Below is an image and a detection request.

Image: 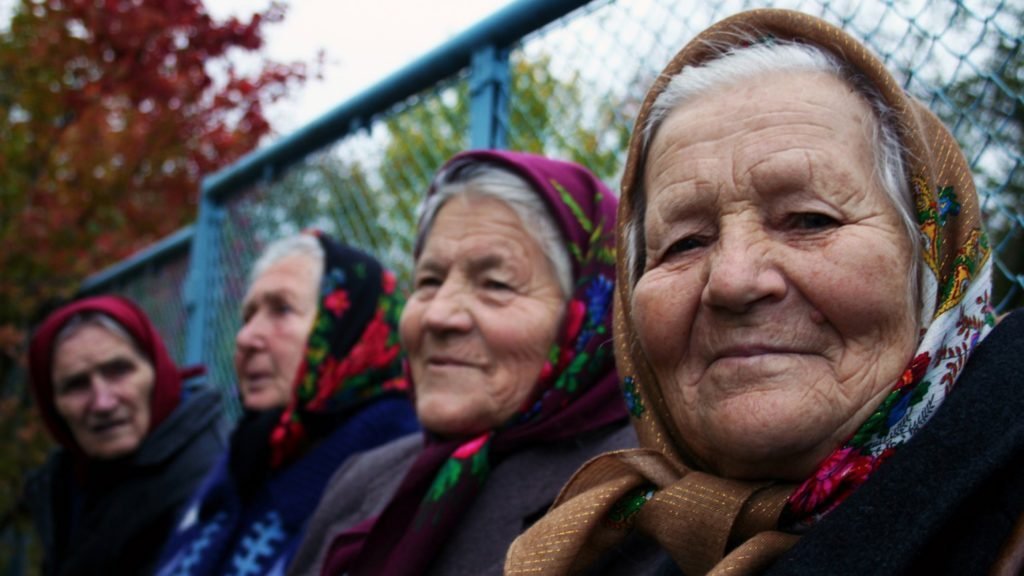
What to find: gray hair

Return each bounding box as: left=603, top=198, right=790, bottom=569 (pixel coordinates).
left=418, top=160, right=573, bottom=298
left=249, top=233, right=326, bottom=289
left=53, top=312, right=144, bottom=361
left=628, top=41, right=919, bottom=307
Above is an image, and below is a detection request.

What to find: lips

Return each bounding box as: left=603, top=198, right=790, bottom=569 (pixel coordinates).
left=241, top=363, right=276, bottom=387
left=425, top=355, right=479, bottom=368
left=714, top=344, right=804, bottom=359
left=89, top=419, right=129, bottom=434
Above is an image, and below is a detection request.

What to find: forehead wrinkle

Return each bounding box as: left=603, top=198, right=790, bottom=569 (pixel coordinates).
left=53, top=333, right=137, bottom=383
left=242, top=284, right=303, bottom=313
left=649, top=177, right=714, bottom=227
left=742, top=147, right=816, bottom=196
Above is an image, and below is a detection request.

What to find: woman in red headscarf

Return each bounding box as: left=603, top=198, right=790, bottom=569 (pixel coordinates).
left=23, top=295, right=228, bottom=576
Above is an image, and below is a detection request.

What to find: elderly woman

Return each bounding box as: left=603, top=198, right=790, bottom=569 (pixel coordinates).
left=287, top=150, right=633, bottom=576
left=155, top=231, right=418, bottom=575
left=23, top=296, right=227, bottom=575
left=507, top=9, right=1024, bottom=576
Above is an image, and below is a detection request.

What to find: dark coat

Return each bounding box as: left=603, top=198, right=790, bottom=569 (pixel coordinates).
left=288, top=422, right=640, bottom=576
left=23, top=388, right=228, bottom=576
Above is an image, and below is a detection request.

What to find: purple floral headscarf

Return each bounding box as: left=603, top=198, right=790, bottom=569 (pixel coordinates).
left=322, top=150, right=625, bottom=575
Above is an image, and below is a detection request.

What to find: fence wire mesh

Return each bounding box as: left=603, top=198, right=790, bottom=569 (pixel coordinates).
left=77, top=0, right=1022, bottom=420
left=79, top=251, right=191, bottom=365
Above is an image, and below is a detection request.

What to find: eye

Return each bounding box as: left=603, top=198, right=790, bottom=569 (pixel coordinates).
left=264, top=295, right=295, bottom=317
left=414, top=274, right=442, bottom=291
left=271, top=302, right=294, bottom=315
left=483, top=279, right=513, bottom=291
left=99, top=358, right=136, bottom=381
left=665, top=236, right=706, bottom=257
left=790, top=212, right=839, bottom=230
left=56, top=375, right=90, bottom=395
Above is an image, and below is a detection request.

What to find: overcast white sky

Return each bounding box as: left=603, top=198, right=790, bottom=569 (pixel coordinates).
left=209, top=0, right=519, bottom=133
left=0, top=0, right=519, bottom=132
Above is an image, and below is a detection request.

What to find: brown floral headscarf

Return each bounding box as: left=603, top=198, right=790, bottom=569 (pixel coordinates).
left=506, top=8, right=994, bottom=575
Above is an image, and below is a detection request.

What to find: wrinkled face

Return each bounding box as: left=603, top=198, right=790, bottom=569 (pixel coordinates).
left=52, top=325, right=156, bottom=459
left=235, top=254, right=320, bottom=411
left=633, top=71, right=918, bottom=480
left=402, top=194, right=566, bottom=437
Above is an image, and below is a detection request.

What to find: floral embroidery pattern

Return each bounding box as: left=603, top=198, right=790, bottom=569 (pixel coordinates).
left=606, top=485, right=655, bottom=529
left=269, top=236, right=408, bottom=469
left=426, top=435, right=491, bottom=504
left=323, top=290, right=350, bottom=317
left=622, top=376, right=644, bottom=419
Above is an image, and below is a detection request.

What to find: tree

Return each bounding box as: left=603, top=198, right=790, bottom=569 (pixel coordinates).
left=0, top=0, right=313, bottom=326
left=0, top=0, right=313, bottom=563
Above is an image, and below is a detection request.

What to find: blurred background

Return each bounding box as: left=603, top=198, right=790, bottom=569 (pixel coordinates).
left=1, top=0, right=1021, bottom=572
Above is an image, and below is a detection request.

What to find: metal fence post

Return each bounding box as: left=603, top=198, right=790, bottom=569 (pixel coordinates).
left=183, top=189, right=224, bottom=371
left=470, top=44, right=510, bottom=149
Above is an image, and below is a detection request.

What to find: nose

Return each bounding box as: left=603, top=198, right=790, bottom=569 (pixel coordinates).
left=235, top=313, right=267, bottom=353
left=90, top=379, right=119, bottom=413
left=422, top=281, right=474, bottom=334
left=701, top=227, right=786, bottom=313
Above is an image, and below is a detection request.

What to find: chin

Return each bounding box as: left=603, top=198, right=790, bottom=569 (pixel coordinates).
left=86, top=440, right=141, bottom=461
left=706, top=448, right=827, bottom=482
left=691, top=407, right=838, bottom=481
left=417, top=398, right=489, bottom=438
left=242, top=390, right=286, bottom=411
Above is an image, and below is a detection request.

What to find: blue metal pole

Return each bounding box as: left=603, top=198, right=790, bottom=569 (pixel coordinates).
left=183, top=193, right=223, bottom=368
left=470, top=45, right=511, bottom=149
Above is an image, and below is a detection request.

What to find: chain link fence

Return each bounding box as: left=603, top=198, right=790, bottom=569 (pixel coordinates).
left=82, top=0, right=1022, bottom=419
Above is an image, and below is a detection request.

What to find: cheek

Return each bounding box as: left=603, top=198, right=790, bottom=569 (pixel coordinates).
left=398, top=302, right=423, bottom=354
left=487, top=312, right=557, bottom=381
left=809, top=237, right=916, bottom=345
left=131, top=371, right=156, bottom=427
left=632, top=274, right=700, bottom=373
left=53, top=396, right=84, bottom=424
left=279, top=318, right=315, bottom=374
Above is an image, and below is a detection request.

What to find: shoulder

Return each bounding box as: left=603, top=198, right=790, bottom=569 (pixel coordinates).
left=337, top=431, right=422, bottom=482
left=315, top=432, right=421, bottom=519
left=430, top=422, right=638, bottom=576
left=287, top=433, right=422, bottom=576
left=139, top=387, right=228, bottom=466
left=499, top=420, right=637, bottom=480
left=979, top=308, right=1024, bottom=369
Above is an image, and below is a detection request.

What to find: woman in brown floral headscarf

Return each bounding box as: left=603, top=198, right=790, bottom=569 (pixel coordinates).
left=506, top=8, right=1024, bottom=576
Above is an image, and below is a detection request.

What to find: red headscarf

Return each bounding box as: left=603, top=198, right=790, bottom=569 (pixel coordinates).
left=29, top=295, right=186, bottom=457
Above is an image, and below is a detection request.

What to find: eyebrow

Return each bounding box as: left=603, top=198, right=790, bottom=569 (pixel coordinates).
left=416, top=253, right=514, bottom=278
left=241, top=288, right=299, bottom=316
left=651, top=180, right=710, bottom=223
left=54, top=355, right=133, bottom=390
left=466, top=254, right=507, bottom=276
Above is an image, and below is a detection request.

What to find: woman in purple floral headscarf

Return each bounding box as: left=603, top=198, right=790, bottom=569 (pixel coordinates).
left=286, top=151, right=637, bottom=576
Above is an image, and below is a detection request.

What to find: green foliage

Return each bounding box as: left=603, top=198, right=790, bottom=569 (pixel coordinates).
left=508, top=53, right=632, bottom=183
